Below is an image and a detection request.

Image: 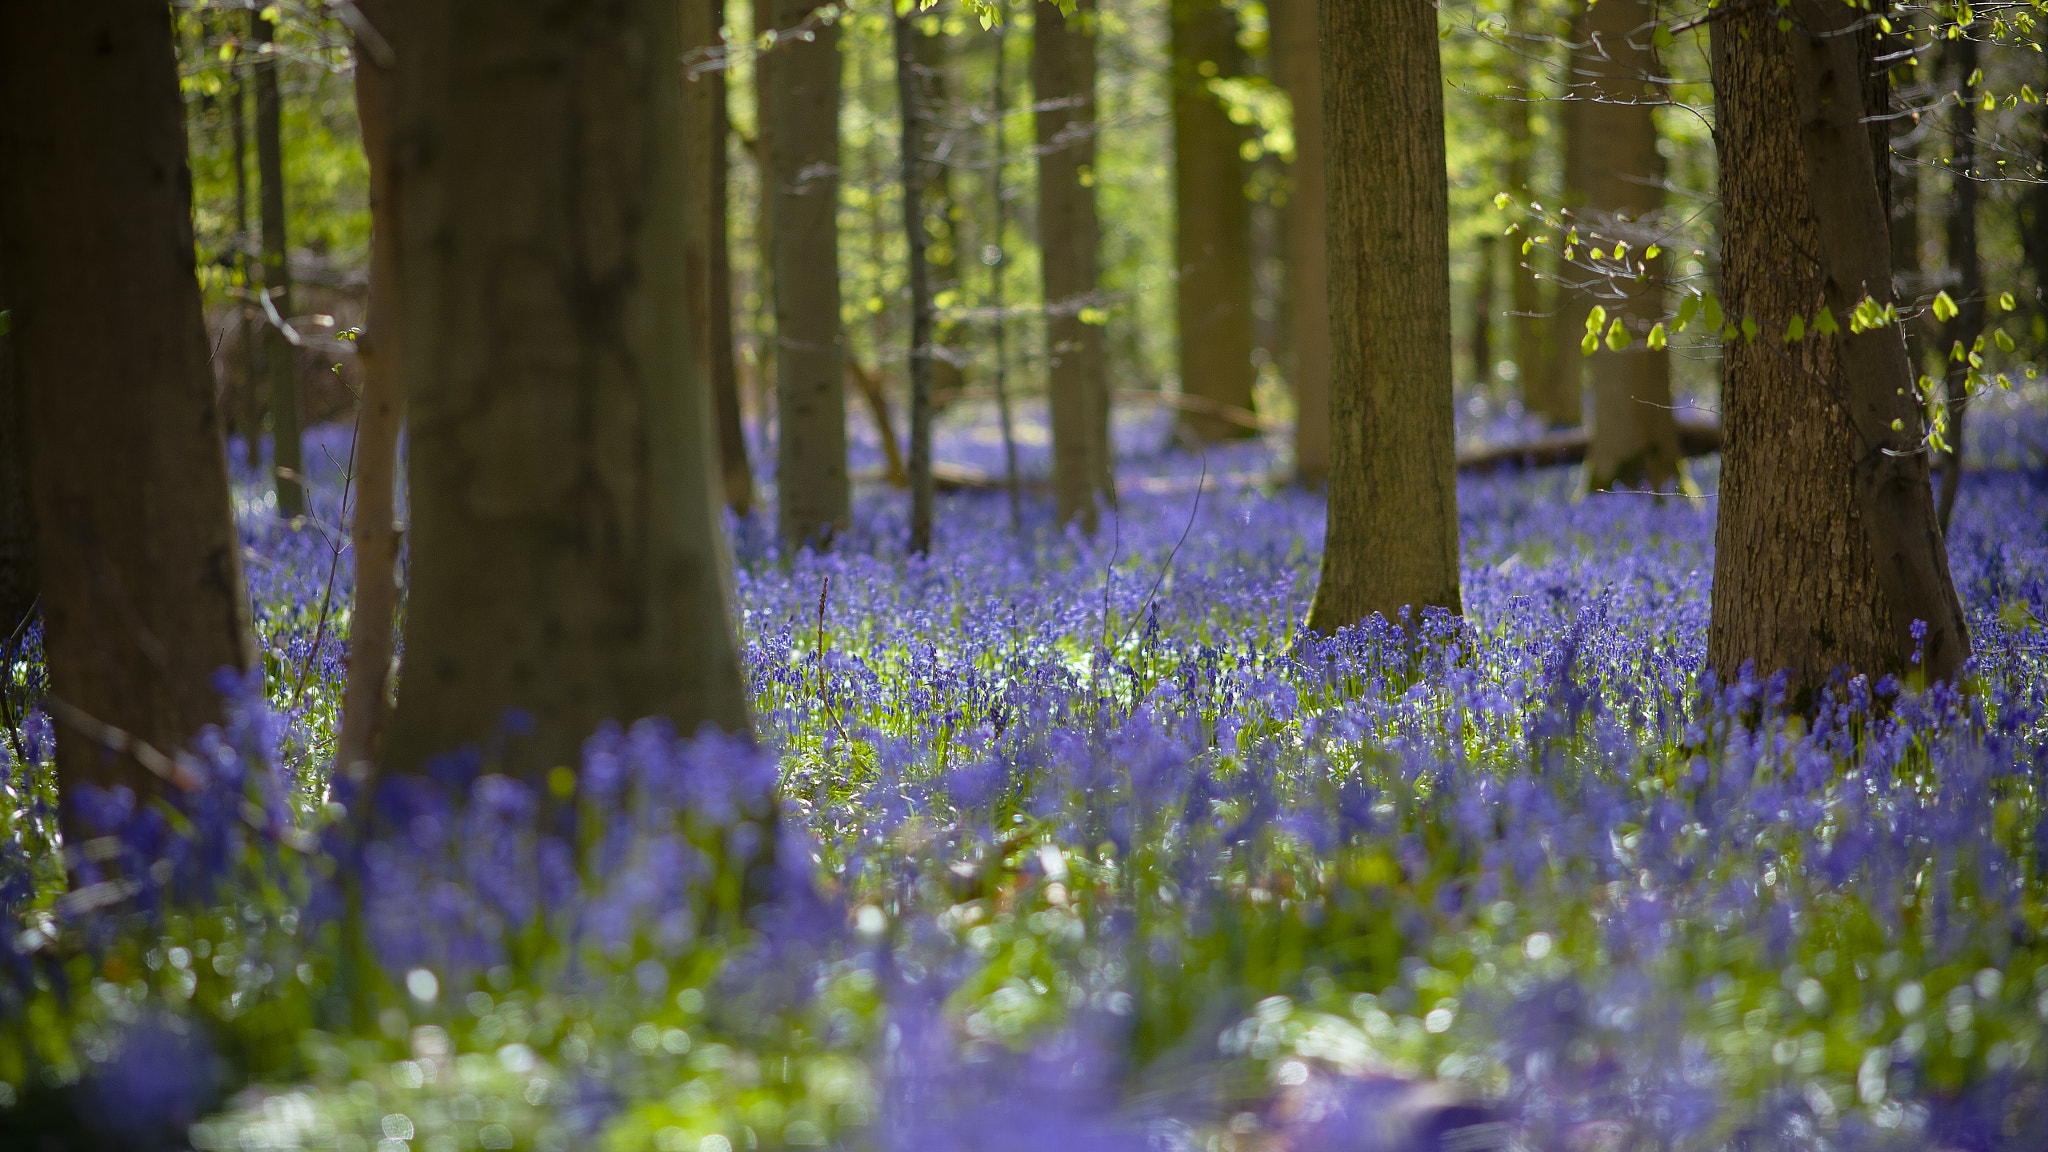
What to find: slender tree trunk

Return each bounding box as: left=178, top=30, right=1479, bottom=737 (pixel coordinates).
left=1505, top=0, right=1564, bottom=426
left=988, top=11, right=1023, bottom=528
left=1169, top=0, right=1257, bottom=442
left=1708, top=0, right=1969, bottom=688
left=1544, top=4, right=1596, bottom=432
left=769, top=0, right=849, bottom=550
left=912, top=22, right=969, bottom=408
left=1036, top=0, right=1111, bottom=529
left=1579, top=0, right=1679, bottom=491
left=685, top=1, right=755, bottom=517
left=1270, top=0, right=1329, bottom=485
left=252, top=9, right=305, bottom=518
left=899, top=5, right=937, bottom=556
left=1306, top=0, right=1461, bottom=634
left=381, top=0, right=752, bottom=778
left=0, top=0, right=258, bottom=825
left=229, top=51, right=264, bottom=467
left=336, top=0, right=403, bottom=782
left=0, top=258, right=33, bottom=653
left=751, top=0, right=779, bottom=429
left=1938, top=37, right=1981, bottom=535
left=1469, top=234, right=1497, bottom=393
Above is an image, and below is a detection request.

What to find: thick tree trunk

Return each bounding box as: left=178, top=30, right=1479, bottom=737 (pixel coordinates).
left=1169, top=0, right=1257, bottom=442
left=899, top=6, right=937, bottom=556
left=381, top=0, right=753, bottom=778
left=1708, top=0, right=1969, bottom=689
left=1306, top=0, right=1462, bottom=634
left=1938, top=37, right=1981, bottom=535
left=1270, top=0, right=1329, bottom=486
left=1578, top=0, right=1680, bottom=491
left=685, top=1, right=755, bottom=518
left=1035, top=0, right=1113, bottom=530
left=769, top=0, right=849, bottom=550
left=1505, top=0, right=1565, bottom=426
left=911, top=20, right=969, bottom=408
left=0, top=0, right=258, bottom=821
left=336, top=0, right=403, bottom=782
left=252, top=9, right=305, bottom=518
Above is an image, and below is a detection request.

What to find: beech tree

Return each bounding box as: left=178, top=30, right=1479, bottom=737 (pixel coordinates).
left=252, top=7, right=306, bottom=517
left=1307, top=0, right=1462, bottom=633
left=685, top=0, right=756, bottom=517
left=1270, top=0, right=1329, bottom=487
left=336, top=0, right=402, bottom=780
left=0, top=261, right=31, bottom=652
left=1504, top=0, right=1568, bottom=427
left=769, top=0, right=851, bottom=550
left=381, top=0, right=752, bottom=778
left=1169, top=0, right=1257, bottom=442
left=0, top=0, right=258, bottom=823
left=1708, top=0, right=1969, bottom=687
left=1576, top=0, right=1680, bottom=491
left=1035, top=0, right=1114, bottom=529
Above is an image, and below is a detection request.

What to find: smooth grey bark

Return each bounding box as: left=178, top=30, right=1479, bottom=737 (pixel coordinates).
left=1169, top=0, right=1258, bottom=442
left=1707, top=0, right=1969, bottom=688
left=336, top=0, right=403, bottom=782
left=1469, top=234, right=1497, bottom=392
left=1306, top=0, right=1462, bottom=634
left=252, top=8, right=305, bottom=517
left=1270, top=0, right=1329, bottom=486
left=1035, top=0, right=1112, bottom=529
left=382, top=0, right=752, bottom=778
left=685, top=1, right=755, bottom=517
left=899, top=5, right=937, bottom=556
left=769, top=0, right=850, bottom=550
left=0, top=0, right=258, bottom=819
left=1577, top=0, right=1680, bottom=491
left=1504, top=0, right=1567, bottom=426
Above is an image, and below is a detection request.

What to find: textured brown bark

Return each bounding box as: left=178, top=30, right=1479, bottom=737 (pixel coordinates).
left=751, top=0, right=778, bottom=415
left=1169, top=0, right=1257, bottom=442
left=685, top=1, right=755, bottom=518
left=228, top=55, right=265, bottom=463
left=1469, top=234, right=1497, bottom=391
left=1708, top=0, right=1969, bottom=688
left=1036, top=0, right=1113, bottom=529
left=1505, top=0, right=1565, bottom=426
left=1306, top=0, right=1462, bottom=634
left=382, top=0, right=753, bottom=778
left=252, top=9, right=305, bottom=518
left=1937, top=37, right=1981, bottom=536
left=336, top=0, right=403, bottom=781
left=1271, top=0, right=1329, bottom=486
left=769, top=0, right=849, bottom=549
left=1577, top=0, right=1679, bottom=491
left=0, top=0, right=258, bottom=817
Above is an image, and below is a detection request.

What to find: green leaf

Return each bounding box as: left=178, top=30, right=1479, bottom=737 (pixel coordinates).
left=1933, top=291, right=1960, bottom=322
left=1585, top=305, right=1608, bottom=335
left=1581, top=332, right=1600, bottom=357
left=1703, top=294, right=1724, bottom=332
left=1647, top=323, right=1667, bottom=351
left=1606, top=319, right=1632, bottom=351
left=1813, top=307, right=1839, bottom=336
left=1674, top=297, right=1698, bottom=333
left=1741, top=316, right=1759, bottom=343
left=1995, top=328, right=2016, bottom=353
left=1785, top=314, right=1806, bottom=343
left=2000, top=291, right=2018, bottom=311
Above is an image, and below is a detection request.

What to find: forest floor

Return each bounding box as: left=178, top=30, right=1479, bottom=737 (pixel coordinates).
left=8, top=390, right=2048, bottom=1151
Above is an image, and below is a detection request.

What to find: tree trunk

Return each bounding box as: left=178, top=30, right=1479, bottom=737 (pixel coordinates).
left=229, top=52, right=264, bottom=467
left=381, top=0, right=753, bottom=779
left=1306, top=0, right=1462, bottom=634
left=1544, top=4, right=1596, bottom=432
left=0, top=257, right=34, bottom=654
left=911, top=19, right=969, bottom=408
left=1036, top=0, right=1113, bottom=529
left=1937, top=36, right=1981, bottom=535
left=899, top=6, right=937, bottom=555
left=685, top=1, right=755, bottom=518
left=1469, top=234, right=1497, bottom=393
left=0, top=0, right=258, bottom=823
left=1270, top=0, right=1329, bottom=486
left=252, top=8, right=305, bottom=518
left=1505, top=0, right=1565, bottom=426
left=1169, top=0, right=1257, bottom=442
left=769, top=0, right=849, bottom=550
left=1707, top=0, right=1969, bottom=689
left=751, top=0, right=778, bottom=428
left=1578, top=0, right=1680, bottom=491
left=336, top=0, right=403, bottom=783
